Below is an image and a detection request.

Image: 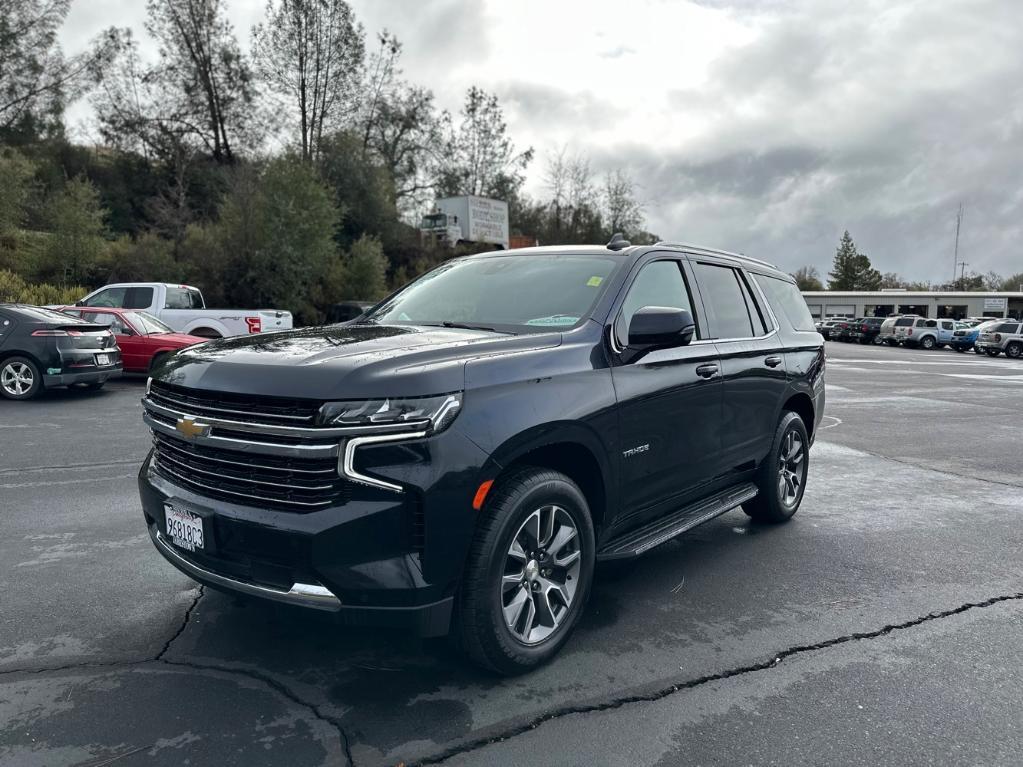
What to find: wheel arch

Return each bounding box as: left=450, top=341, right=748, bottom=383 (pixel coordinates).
left=782, top=391, right=816, bottom=442
left=482, top=425, right=614, bottom=535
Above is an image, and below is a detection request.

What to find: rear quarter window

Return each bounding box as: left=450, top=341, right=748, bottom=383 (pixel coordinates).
left=895, top=318, right=914, bottom=327
left=751, top=274, right=815, bottom=332
left=994, top=322, right=1021, bottom=333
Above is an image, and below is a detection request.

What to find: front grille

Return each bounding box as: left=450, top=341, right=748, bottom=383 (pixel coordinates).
left=149, top=380, right=323, bottom=427
left=152, top=432, right=350, bottom=510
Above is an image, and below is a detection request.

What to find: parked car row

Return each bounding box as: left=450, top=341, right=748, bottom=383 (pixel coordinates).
left=0, top=303, right=206, bottom=400
left=814, top=314, right=1023, bottom=358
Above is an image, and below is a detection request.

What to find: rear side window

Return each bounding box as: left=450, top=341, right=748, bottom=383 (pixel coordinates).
left=752, top=274, right=815, bottom=332
left=922, top=320, right=937, bottom=328
left=165, top=287, right=203, bottom=309
left=994, top=322, right=1020, bottom=333
left=895, top=317, right=914, bottom=327
left=123, top=287, right=154, bottom=310
left=692, top=262, right=756, bottom=339
left=616, top=260, right=696, bottom=346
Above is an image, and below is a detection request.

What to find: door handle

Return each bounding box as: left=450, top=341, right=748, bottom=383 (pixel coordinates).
left=696, top=363, right=719, bottom=378
left=764, top=356, right=783, bottom=368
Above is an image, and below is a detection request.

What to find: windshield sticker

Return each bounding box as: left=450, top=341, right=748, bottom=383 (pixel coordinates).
left=526, top=315, right=579, bottom=326
left=586, top=276, right=604, bottom=287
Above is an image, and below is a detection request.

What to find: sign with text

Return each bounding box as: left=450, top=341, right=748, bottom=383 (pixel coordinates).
left=984, top=297, right=1007, bottom=310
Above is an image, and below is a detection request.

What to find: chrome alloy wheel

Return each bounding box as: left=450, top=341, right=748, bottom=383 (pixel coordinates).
left=778, top=429, right=806, bottom=508
left=501, top=505, right=582, bottom=645
left=1, top=361, right=34, bottom=397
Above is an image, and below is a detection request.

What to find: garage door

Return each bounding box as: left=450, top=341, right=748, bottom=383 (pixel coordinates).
left=825, top=304, right=856, bottom=318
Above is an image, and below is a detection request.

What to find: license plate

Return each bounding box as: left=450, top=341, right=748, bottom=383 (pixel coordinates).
left=165, top=504, right=204, bottom=552
left=96, top=353, right=111, bottom=366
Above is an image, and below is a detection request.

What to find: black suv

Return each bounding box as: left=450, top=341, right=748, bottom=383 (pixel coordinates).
left=138, top=240, right=825, bottom=673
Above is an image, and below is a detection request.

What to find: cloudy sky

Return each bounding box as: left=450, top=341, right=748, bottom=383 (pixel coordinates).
left=60, top=0, right=1023, bottom=281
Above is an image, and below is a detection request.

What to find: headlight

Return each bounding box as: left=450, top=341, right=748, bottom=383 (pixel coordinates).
left=317, top=392, right=462, bottom=433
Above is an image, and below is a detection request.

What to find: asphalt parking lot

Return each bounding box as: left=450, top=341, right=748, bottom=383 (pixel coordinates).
left=2, top=341, right=1022, bottom=766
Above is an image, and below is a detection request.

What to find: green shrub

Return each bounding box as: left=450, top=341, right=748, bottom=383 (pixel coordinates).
left=0, top=269, right=86, bottom=305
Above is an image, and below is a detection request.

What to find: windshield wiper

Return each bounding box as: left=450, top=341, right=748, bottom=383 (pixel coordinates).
left=437, top=321, right=511, bottom=334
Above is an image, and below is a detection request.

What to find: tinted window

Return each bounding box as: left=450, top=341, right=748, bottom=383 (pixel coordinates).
left=994, top=322, right=1020, bottom=333
left=83, top=287, right=126, bottom=307
left=693, top=262, right=754, bottom=339
left=165, top=287, right=204, bottom=310
left=124, top=287, right=154, bottom=310
left=923, top=320, right=937, bottom=328
left=616, top=260, right=695, bottom=345
left=753, top=274, right=815, bottom=332
left=895, top=317, right=914, bottom=327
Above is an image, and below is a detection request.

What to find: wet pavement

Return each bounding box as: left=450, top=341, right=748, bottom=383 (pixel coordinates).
left=2, top=342, right=1021, bottom=766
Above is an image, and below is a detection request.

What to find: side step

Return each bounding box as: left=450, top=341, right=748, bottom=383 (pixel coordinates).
left=597, top=483, right=758, bottom=561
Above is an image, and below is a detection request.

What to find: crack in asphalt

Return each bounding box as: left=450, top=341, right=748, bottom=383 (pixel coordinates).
left=840, top=445, right=1023, bottom=489
left=158, top=657, right=356, bottom=766
left=0, top=583, right=357, bottom=766
left=154, top=585, right=204, bottom=661
left=414, top=591, right=1023, bottom=765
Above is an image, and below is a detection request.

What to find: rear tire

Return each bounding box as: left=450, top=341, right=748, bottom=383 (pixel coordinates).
left=743, top=411, right=809, bottom=524
left=455, top=467, right=595, bottom=675
left=0, top=356, right=42, bottom=400
left=920, top=336, right=936, bottom=350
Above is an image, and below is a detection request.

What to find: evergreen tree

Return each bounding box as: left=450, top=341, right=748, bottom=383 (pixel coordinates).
left=342, top=234, right=387, bottom=300
left=41, top=177, right=108, bottom=285
left=827, top=231, right=881, bottom=290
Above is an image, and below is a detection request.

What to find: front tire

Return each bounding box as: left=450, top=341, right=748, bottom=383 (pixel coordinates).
left=744, top=411, right=809, bottom=524
left=455, top=468, right=595, bottom=674
left=0, top=357, right=42, bottom=400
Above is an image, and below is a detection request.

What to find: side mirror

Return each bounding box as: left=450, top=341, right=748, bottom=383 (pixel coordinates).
left=626, top=306, right=696, bottom=358
left=75, top=300, right=85, bottom=307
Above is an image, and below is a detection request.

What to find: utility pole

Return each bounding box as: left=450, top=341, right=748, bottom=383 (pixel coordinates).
left=952, top=203, right=964, bottom=288
left=957, top=261, right=969, bottom=290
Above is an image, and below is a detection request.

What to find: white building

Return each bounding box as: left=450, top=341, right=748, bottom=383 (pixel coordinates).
left=800, top=290, right=1023, bottom=321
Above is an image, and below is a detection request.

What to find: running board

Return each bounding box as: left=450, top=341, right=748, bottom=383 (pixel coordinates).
left=597, top=483, right=759, bottom=561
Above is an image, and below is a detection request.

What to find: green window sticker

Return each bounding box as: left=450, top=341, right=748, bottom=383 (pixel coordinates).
left=586, top=276, right=603, bottom=287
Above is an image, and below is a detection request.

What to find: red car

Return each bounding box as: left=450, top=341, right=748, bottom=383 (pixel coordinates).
left=57, top=306, right=205, bottom=373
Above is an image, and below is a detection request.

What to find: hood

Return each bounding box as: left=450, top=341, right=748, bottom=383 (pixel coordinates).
left=152, top=332, right=209, bottom=346
left=155, top=323, right=561, bottom=399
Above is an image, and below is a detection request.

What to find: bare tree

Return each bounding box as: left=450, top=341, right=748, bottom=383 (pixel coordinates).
left=252, top=0, right=364, bottom=162
left=602, top=169, right=643, bottom=236
left=436, top=86, right=533, bottom=200
left=146, top=0, right=258, bottom=163
left=0, top=0, right=119, bottom=134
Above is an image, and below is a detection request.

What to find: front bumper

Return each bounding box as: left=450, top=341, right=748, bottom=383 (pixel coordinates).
left=137, top=430, right=483, bottom=635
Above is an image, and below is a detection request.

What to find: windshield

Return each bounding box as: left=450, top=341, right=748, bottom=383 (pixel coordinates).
left=422, top=214, right=447, bottom=228
left=124, top=311, right=174, bottom=334
left=365, top=255, right=620, bottom=332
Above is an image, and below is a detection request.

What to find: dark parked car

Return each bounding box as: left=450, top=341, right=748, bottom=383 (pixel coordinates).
left=138, top=239, right=825, bottom=673
left=0, top=304, right=121, bottom=400
left=845, top=317, right=886, bottom=344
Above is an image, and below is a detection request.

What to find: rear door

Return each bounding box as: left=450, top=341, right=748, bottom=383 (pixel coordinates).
left=689, top=258, right=789, bottom=473
left=610, top=256, right=723, bottom=520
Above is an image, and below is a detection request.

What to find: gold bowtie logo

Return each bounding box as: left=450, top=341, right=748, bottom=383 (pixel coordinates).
left=175, top=416, right=211, bottom=439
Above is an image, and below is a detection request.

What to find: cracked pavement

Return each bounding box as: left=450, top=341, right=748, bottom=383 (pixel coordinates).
left=2, top=342, right=1022, bottom=766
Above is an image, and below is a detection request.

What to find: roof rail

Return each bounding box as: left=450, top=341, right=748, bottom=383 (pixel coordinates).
left=653, top=241, right=778, bottom=270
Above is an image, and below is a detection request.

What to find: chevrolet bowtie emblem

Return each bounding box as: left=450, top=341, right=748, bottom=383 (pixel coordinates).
left=175, top=416, right=211, bottom=439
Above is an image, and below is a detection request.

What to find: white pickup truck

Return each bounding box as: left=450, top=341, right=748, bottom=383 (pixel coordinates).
left=74, top=283, right=293, bottom=338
